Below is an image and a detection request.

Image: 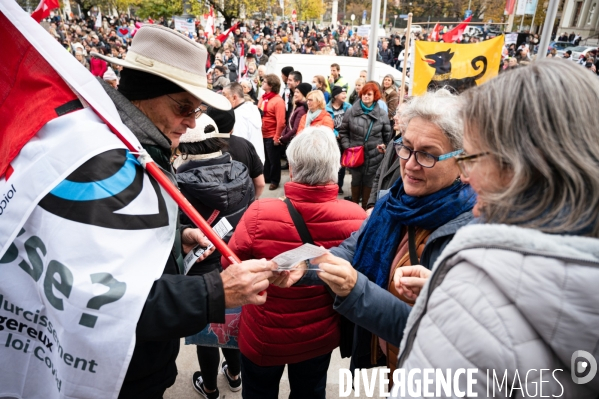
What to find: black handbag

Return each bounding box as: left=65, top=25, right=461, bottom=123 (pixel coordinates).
left=282, top=197, right=355, bottom=358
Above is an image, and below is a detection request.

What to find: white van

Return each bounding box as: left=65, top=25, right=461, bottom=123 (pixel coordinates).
left=264, top=54, right=403, bottom=95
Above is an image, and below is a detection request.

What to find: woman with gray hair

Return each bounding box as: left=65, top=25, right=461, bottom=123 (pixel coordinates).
left=384, top=58, right=599, bottom=397
left=223, top=126, right=366, bottom=398
left=273, top=89, right=476, bottom=378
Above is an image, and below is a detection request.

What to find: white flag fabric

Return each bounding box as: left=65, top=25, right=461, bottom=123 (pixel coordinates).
left=0, top=1, right=178, bottom=398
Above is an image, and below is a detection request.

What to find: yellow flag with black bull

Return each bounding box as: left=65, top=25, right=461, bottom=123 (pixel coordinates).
left=412, top=35, right=504, bottom=95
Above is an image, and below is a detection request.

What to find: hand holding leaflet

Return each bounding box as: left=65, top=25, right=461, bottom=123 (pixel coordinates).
left=271, top=244, right=329, bottom=271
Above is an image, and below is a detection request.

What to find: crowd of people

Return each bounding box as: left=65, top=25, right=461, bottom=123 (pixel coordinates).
left=34, top=10, right=599, bottom=399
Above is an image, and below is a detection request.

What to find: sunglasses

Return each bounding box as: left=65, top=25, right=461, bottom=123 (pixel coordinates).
left=166, top=95, right=206, bottom=119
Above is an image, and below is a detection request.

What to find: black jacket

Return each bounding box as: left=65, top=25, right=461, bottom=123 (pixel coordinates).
left=339, top=101, right=393, bottom=177
left=176, top=154, right=255, bottom=275
left=367, top=135, right=402, bottom=207
left=100, top=80, right=225, bottom=399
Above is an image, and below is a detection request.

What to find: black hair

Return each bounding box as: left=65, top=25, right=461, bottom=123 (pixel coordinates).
left=178, top=138, right=229, bottom=156
left=289, top=71, right=302, bottom=82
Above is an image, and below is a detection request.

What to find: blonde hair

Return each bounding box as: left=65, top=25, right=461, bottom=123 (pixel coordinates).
left=462, top=58, right=599, bottom=237
left=306, top=90, right=326, bottom=110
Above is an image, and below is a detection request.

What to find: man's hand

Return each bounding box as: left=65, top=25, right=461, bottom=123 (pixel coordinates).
left=269, top=266, right=307, bottom=288
left=273, top=139, right=281, bottom=146
left=221, top=259, right=276, bottom=307
left=314, top=253, right=357, bottom=297
left=377, top=143, right=386, bottom=154
left=393, top=265, right=432, bottom=303
left=181, top=228, right=215, bottom=262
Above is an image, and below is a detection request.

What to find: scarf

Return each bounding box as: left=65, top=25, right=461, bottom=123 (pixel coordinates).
left=360, top=100, right=375, bottom=115
left=354, top=178, right=477, bottom=288
left=260, top=91, right=277, bottom=114
left=305, top=109, right=321, bottom=127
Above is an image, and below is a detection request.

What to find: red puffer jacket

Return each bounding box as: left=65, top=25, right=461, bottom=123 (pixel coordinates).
left=224, top=182, right=366, bottom=366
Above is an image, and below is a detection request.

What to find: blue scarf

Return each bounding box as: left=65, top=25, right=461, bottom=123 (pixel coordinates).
left=305, top=109, right=321, bottom=127
left=360, top=100, right=375, bottom=114
left=354, top=178, right=477, bottom=288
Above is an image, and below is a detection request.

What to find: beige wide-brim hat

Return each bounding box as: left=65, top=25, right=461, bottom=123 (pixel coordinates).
left=92, top=24, right=231, bottom=110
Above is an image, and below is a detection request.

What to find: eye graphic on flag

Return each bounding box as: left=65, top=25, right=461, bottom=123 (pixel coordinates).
left=38, top=149, right=170, bottom=230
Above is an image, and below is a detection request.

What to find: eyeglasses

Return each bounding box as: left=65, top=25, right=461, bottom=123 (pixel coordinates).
left=455, top=152, right=490, bottom=177
left=166, top=95, right=206, bottom=119
left=393, top=137, right=463, bottom=168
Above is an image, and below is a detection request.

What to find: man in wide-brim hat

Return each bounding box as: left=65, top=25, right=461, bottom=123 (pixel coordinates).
left=92, top=24, right=274, bottom=399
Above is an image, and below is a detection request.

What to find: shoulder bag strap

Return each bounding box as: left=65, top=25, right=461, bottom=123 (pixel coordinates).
left=407, top=225, right=419, bottom=266
left=364, top=119, right=375, bottom=143
left=283, top=197, right=314, bottom=245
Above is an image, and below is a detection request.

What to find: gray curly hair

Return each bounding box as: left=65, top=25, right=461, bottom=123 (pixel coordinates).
left=400, top=88, right=464, bottom=151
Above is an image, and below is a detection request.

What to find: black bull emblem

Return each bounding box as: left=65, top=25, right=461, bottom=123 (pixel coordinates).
left=424, top=49, right=487, bottom=94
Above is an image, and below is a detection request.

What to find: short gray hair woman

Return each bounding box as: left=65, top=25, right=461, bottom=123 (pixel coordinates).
left=287, top=126, right=339, bottom=185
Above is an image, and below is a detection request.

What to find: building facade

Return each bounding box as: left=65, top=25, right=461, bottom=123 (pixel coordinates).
left=558, top=0, right=599, bottom=41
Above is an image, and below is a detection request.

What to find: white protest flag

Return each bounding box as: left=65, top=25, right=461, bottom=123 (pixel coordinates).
left=0, top=1, right=177, bottom=398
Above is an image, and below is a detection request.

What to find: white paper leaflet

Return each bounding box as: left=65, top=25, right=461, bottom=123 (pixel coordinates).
left=183, top=217, right=233, bottom=274
left=271, top=244, right=329, bottom=270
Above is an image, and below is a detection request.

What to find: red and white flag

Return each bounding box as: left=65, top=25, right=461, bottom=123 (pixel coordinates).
left=0, top=2, right=177, bottom=398
left=30, top=0, right=59, bottom=22
left=442, top=16, right=472, bottom=43
left=204, top=6, right=215, bottom=37
left=430, top=23, right=442, bottom=42
left=217, top=22, right=239, bottom=43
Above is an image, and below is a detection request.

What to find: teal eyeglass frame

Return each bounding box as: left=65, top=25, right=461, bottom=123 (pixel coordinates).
left=393, top=137, right=463, bottom=168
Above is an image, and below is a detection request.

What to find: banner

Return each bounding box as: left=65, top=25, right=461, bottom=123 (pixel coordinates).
left=174, top=15, right=195, bottom=35
left=0, top=1, right=177, bottom=398
left=505, top=0, right=517, bottom=14
left=441, top=15, right=472, bottom=43
left=516, top=0, right=527, bottom=15
left=412, top=35, right=504, bottom=95
left=524, top=0, right=539, bottom=15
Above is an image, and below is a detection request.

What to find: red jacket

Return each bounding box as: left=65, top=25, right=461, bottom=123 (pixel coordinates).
left=258, top=94, right=285, bottom=141
left=224, top=182, right=366, bottom=366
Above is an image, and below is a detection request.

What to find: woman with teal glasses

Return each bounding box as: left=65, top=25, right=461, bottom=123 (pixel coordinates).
left=273, top=88, right=476, bottom=381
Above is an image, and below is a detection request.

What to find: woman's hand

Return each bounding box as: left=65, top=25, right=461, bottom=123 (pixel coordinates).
left=314, top=253, right=357, bottom=297
left=269, top=267, right=307, bottom=288
left=393, top=265, right=432, bottom=302
left=377, top=143, right=386, bottom=153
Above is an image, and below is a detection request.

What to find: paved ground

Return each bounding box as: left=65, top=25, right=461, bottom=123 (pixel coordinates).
left=165, top=169, right=384, bottom=398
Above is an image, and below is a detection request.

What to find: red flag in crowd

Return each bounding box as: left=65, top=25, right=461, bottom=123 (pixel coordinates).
left=205, top=6, right=215, bottom=37
left=430, top=23, right=442, bottom=42
left=217, top=22, right=240, bottom=43
left=0, top=11, right=78, bottom=177
left=30, top=0, right=59, bottom=22
left=442, top=16, right=472, bottom=43
left=505, top=0, right=517, bottom=15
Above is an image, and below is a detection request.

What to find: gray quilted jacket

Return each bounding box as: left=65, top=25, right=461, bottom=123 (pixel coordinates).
left=393, top=223, right=599, bottom=398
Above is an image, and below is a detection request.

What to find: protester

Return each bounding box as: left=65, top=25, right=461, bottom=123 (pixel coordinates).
left=275, top=89, right=475, bottom=381
left=240, top=79, right=258, bottom=103
left=222, top=83, right=265, bottom=166
left=280, top=66, right=293, bottom=95
left=285, top=71, right=302, bottom=122
left=326, top=85, right=352, bottom=195
left=279, top=82, right=311, bottom=145
left=389, top=58, right=599, bottom=398
left=212, top=65, right=230, bottom=91
left=297, top=90, right=334, bottom=134
left=91, top=24, right=273, bottom=398
left=326, top=63, right=349, bottom=93
left=339, top=82, right=392, bottom=209
left=174, top=114, right=253, bottom=399
left=258, top=74, right=286, bottom=190
left=348, top=77, right=365, bottom=104
left=381, top=74, right=399, bottom=124
left=223, top=126, right=366, bottom=399
left=312, top=75, right=330, bottom=103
